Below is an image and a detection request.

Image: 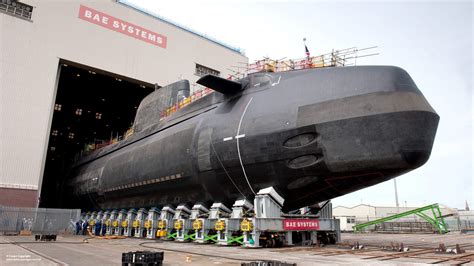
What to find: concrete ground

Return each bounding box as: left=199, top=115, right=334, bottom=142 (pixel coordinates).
left=0, top=232, right=472, bottom=265
left=341, top=231, right=474, bottom=248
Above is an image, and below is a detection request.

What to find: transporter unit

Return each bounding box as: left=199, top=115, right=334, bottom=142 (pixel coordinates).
left=80, top=186, right=341, bottom=247
left=123, top=209, right=137, bottom=237
left=157, top=206, right=175, bottom=239
left=145, top=207, right=160, bottom=239
left=215, top=199, right=254, bottom=246
left=194, top=203, right=231, bottom=244
left=173, top=205, right=192, bottom=242
left=241, top=187, right=340, bottom=248
left=114, top=209, right=127, bottom=236
left=106, top=209, right=118, bottom=235
left=101, top=210, right=111, bottom=226
left=82, top=212, right=91, bottom=222
left=96, top=211, right=104, bottom=222
left=88, top=211, right=97, bottom=233
left=133, top=208, right=148, bottom=238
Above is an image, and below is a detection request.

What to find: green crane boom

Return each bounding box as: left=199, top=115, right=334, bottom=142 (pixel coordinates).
left=353, top=203, right=448, bottom=234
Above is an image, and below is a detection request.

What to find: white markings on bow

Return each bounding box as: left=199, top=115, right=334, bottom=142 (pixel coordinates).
left=235, top=134, right=245, bottom=139
left=237, top=97, right=256, bottom=195
left=223, top=137, right=233, bottom=142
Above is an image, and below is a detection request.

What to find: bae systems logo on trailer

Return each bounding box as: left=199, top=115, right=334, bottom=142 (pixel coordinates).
left=78, top=5, right=167, bottom=48
left=283, top=219, right=320, bottom=230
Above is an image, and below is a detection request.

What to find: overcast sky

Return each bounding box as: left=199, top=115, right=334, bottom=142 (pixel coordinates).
left=126, top=0, right=473, bottom=209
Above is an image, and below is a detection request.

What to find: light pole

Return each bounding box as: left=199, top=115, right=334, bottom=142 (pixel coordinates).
left=394, top=178, right=400, bottom=213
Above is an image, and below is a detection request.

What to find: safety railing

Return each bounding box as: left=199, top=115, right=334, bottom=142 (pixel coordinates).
left=247, top=46, right=378, bottom=74
left=159, top=87, right=214, bottom=121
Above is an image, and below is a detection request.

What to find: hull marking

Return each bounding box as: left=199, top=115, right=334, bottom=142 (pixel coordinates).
left=237, top=97, right=256, bottom=195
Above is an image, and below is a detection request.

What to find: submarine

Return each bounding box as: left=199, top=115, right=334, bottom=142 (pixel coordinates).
left=66, top=65, right=439, bottom=212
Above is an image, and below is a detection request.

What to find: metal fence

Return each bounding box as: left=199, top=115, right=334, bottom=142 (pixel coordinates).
left=0, top=206, right=80, bottom=234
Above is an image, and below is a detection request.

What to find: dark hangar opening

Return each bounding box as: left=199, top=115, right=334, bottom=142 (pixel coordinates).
left=40, top=60, right=155, bottom=208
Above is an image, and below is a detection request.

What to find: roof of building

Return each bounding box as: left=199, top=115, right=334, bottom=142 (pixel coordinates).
left=116, top=0, right=245, bottom=55
left=333, top=203, right=456, bottom=210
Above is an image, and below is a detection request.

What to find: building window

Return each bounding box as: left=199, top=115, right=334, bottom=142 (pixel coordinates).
left=51, top=130, right=58, bottom=136
left=0, top=0, right=33, bottom=21
left=54, top=104, right=62, bottom=111
left=75, top=108, right=82, bottom=115
left=50, top=146, right=56, bottom=151
left=68, top=133, right=75, bottom=139
left=195, top=64, right=220, bottom=77
left=95, top=112, right=102, bottom=119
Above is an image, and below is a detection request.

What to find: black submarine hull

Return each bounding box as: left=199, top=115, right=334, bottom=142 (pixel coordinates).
left=67, top=66, right=439, bottom=212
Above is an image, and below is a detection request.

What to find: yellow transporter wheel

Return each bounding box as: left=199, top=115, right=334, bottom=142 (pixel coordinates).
left=113, top=220, right=119, bottom=227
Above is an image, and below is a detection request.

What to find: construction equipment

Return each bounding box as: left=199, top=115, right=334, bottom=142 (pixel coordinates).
left=114, top=209, right=127, bottom=236
left=353, top=203, right=448, bottom=234
left=78, top=187, right=341, bottom=247
left=133, top=208, right=148, bottom=238
left=96, top=210, right=104, bottom=222
left=105, top=209, right=117, bottom=235
left=145, top=207, right=160, bottom=239
left=157, top=206, right=175, bottom=239
left=101, top=210, right=110, bottom=233
left=89, top=211, right=97, bottom=233
left=194, top=203, right=230, bottom=244
left=83, top=211, right=91, bottom=222
left=216, top=199, right=253, bottom=246
left=241, top=187, right=340, bottom=248
left=123, top=209, right=137, bottom=237
left=174, top=205, right=192, bottom=242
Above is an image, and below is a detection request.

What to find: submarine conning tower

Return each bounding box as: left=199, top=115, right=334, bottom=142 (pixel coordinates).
left=134, top=80, right=190, bottom=133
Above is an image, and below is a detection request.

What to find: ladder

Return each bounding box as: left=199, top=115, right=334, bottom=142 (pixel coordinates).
left=353, top=203, right=448, bottom=234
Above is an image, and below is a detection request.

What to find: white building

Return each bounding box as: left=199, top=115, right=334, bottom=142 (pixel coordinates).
left=0, top=0, right=247, bottom=207
left=333, top=204, right=457, bottom=222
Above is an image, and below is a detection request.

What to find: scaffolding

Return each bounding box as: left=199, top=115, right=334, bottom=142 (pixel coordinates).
left=353, top=203, right=448, bottom=234
left=247, top=46, right=378, bottom=74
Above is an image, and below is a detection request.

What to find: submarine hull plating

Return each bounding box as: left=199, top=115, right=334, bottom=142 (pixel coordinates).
left=67, top=66, right=439, bottom=211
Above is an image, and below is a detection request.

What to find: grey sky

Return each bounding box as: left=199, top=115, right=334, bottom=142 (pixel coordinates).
left=127, top=0, right=473, bottom=209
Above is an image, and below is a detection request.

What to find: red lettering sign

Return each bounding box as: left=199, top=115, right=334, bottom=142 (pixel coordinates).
left=283, top=219, right=320, bottom=230
left=78, top=5, right=167, bottom=48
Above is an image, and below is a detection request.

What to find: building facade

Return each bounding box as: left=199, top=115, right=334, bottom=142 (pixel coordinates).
left=0, top=0, right=247, bottom=207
